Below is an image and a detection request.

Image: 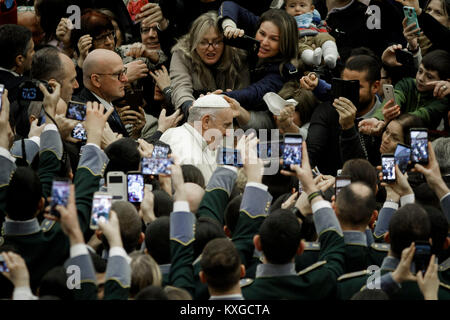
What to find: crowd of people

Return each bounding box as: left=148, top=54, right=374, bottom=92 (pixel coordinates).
left=0, top=0, right=449, bottom=301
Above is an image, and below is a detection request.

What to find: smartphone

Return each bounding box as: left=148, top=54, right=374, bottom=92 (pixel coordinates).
left=382, top=84, right=396, bottom=105
left=152, top=144, right=170, bottom=159
left=282, top=134, right=303, bottom=170
left=0, top=84, right=4, bottom=112
left=124, top=89, right=144, bottom=112
left=127, top=172, right=144, bottom=203
left=395, top=49, right=414, bottom=66
left=141, top=157, right=174, bottom=175
left=50, top=178, right=70, bottom=217
left=37, top=114, right=46, bottom=126
left=71, top=123, right=87, bottom=141
left=394, top=143, right=411, bottom=174
left=65, top=101, right=87, bottom=121
left=403, top=6, right=420, bottom=35
left=0, top=254, right=9, bottom=273
left=335, top=176, right=351, bottom=197
left=413, top=241, right=432, bottom=274
left=381, top=154, right=396, bottom=183
left=216, top=147, right=243, bottom=167
left=223, top=35, right=260, bottom=55
left=410, top=128, right=428, bottom=164
left=90, top=192, right=113, bottom=230
left=107, top=171, right=127, bottom=202
left=331, top=78, right=360, bottom=107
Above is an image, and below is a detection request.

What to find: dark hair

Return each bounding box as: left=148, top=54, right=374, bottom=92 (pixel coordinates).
left=336, top=182, right=376, bottom=227
left=145, top=216, right=171, bottom=265
left=181, top=164, right=206, bottom=189
left=6, top=167, right=42, bottom=221
left=351, top=289, right=390, bottom=300
left=259, top=209, right=302, bottom=264
left=422, top=205, right=449, bottom=256
left=104, top=138, right=140, bottom=178
left=194, top=216, right=227, bottom=258
left=31, top=47, right=65, bottom=83
left=388, top=204, right=431, bottom=257
left=89, top=251, right=107, bottom=273
left=341, top=159, right=378, bottom=195
left=39, top=266, right=72, bottom=300
left=163, top=286, right=193, bottom=300
left=421, top=49, right=450, bottom=80
left=224, top=195, right=242, bottom=234
left=387, top=113, right=424, bottom=146
left=344, top=54, right=381, bottom=84
left=108, top=201, right=142, bottom=253
left=135, top=285, right=169, bottom=300
left=278, top=80, right=318, bottom=125
left=0, top=24, right=32, bottom=69
left=34, top=0, right=71, bottom=43
left=200, top=238, right=241, bottom=292
left=153, top=190, right=174, bottom=218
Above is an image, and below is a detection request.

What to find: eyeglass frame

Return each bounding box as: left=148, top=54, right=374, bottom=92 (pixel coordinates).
left=93, top=67, right=128, bottom=80
left=140, top=25, right=159, bottom=34
left=93, top=31, right=116, bottom=43
left=198, top=39, right=224, bottom=50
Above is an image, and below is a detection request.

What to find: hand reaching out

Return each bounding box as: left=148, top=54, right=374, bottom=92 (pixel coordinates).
left=84, top=101, right=114, bottom=147
left=149, top=65, right=171, bottom=91
left=223, top=26, right=245, bottom=39
left=98, top=210, right=123, bottom=248
left=299, top=72, right=319, bottom=91
left=358, top=118, right=386, bottom=136
left=1, top=252, right=31, bottom=289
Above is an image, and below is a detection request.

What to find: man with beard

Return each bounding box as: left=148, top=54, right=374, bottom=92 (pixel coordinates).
left=307, top=53, right=382, bottom=175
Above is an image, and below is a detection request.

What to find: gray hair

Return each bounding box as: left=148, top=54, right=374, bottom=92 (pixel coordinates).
left=187, top=106, right=225, bottom=123
left=432, top=137, right=450, bottom=175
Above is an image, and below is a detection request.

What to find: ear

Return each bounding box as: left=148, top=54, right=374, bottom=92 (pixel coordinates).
left=29, top=115, right=38, bottom=124
left=138, top=232, right=145, bottom=245
left=201, top=114, right=211, bottom=131
left=199, top=270, right=207, bottom=284
left=253, top=234, right=262, bottom=252
left=331, top=195, right=337, bottom=212
left=91, top=74, right=101, bottom=88
left=15, top=55, right=24, bottom=68
left=371, top=80, right=381, bottom=95
left=224, top=225, right=232, bottom=238
left=384, top=232, right=390, bottom=243
left=368, top=210, right=378, bottom=229
left=443, top=237, right=450, bottom=250
left=297, top=239, right=305, bottom=256
left=37, top=197, right=45, bottom=214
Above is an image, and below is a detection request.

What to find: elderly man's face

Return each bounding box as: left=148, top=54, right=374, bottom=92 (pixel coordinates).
left=59, top=53, right=79, bottom=103
left=209, top=108, right=234, bottom=137
left=95, top=55, right=128, bottom=101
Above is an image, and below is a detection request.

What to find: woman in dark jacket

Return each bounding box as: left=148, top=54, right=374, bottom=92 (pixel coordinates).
left=219, top=1, right=300, bottom=111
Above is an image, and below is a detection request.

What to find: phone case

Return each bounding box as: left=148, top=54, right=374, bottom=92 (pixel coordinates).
left=382, top=84, right=396, bottom=104
left=403, top=6, right=420, bottom=35
left=331, top=78, right=360, bottom=107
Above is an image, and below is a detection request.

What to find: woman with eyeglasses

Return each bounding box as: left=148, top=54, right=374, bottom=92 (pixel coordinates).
left=169, top=11, right=251, bottom=117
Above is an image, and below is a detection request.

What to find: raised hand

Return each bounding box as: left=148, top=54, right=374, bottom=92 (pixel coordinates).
left=84, top=101, right=114, bottom=147
left=333, top=97, right=357, bottom=130
left=382, top=99, right=401, bottom=123
left=358, top=118, right=385, bottom=136
left=149, top=65, right=171, bottom=91
left=223, top=25, right=245, bottom=39
left=157, top=108, right=183, bottom=133
left=77, top=34, right=93, bottom=67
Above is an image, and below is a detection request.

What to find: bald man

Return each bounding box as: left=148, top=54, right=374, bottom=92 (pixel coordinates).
left=73, top=49, right=129, bottom=136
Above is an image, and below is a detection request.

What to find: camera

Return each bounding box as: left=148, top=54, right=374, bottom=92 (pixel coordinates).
left=18, top=79, right=53, bottom=102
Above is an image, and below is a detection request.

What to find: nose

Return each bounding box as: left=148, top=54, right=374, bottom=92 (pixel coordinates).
left=121, top=74, right=128, bottom=83
left=149, top=28, right=158, bottom=38
left=261, top=37, right=269, bottom=47
left=74, top=80, right=79, bottom=89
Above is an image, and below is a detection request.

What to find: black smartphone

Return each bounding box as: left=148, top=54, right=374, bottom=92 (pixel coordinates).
left=381, top=154, right=396, bottom=183
left=0, top=83, right=4, bottom=112
left=71, top=123, right=87, bottom=141
left=127, top=171, right=144, bottom=203
left=0, top=254, right=9, bottom=273
left=152, top=144, right=170, bottom=159
left=410, top=128, right=428, bottom=165
left=50, top=178, right=70, bottom=217
left=395, top=49, right=414, bottom=67
left=282, top=134, right=303, bottom=170
left=90, top=192, right=113, bottom=230
left=335, top=176, right=351, bottom=197
left=216, top=147, right=243, bottom=167
left=124, top=89, right=144, bottom=112
left=223, top=35, right=260, bottom=55
left=414, top=241, right=432, bottom=274
left=331, top=78, right=360, bottom=107
left=394, top=143, right=411, bottom=174
left=66, top=101, right=87, bottom=121
left=141, top=157, right=174, bottom=175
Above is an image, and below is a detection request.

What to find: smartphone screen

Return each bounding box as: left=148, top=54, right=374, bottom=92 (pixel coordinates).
left=0, top=255, right=9, bottom=273
left=141, top=157, right=174, bottom=175
left=90, top=193, right=113, bottom=229
left=127, top=173, right=144, bottom=203
left=394, top=143, right=411, bottom=174
left=410, top=129, right=428, bottom=164
left=66, top=101, right=87, bottom=121
left=0, top=84, right=4, bottom=112
left=282, top=135, right=303, bottom=169
left=335, top=176, right=351, bottom=196
left=152, top=145, right=170, bottom=159
left=216, top=148, right=243, bottom=167
left=382, top=155, right=396, bottom=183
left=414, top=242, right=431, bottom=274
left=50, top=178, right=70, bottom=217
left=71, top=123, right=87, bottom=141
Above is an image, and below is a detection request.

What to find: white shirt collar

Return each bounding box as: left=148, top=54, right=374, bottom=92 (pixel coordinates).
left=91, top=91, right=113, bottom=111
left=0, top=66, right=20, bottom=77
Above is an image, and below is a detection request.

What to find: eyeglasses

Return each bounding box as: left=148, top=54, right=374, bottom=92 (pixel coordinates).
left=140, top=26, right=159, bottom=34
left=198, top=39, right=223, bottom=49
left=94, top=67, right=127, bottom=80
left=94, top=31, right=116, bottom=43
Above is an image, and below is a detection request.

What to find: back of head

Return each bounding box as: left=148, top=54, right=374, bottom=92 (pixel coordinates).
left=6, top=167, right=42, bottom=221
left=422, top=49, right=450, bottom=80
left=259, top=209, right=302, bottom=264
left=432, top=137, right=450, bottom=175
left=129, top=251, right=162, bottom=298
left=200, top=238, right=242, bottom=293
left=80, top=9, right=114, bottom=39
left=422, top=205, right=449, bottom=256
left=224, top=195, right=243, bottom=235
left=336, top=183, right=376, bottom=228
left=194, top=216, right=227, bottom=258
left=34, top=0, right=71, bottom=42
left=31, top=47, right=64, bottom=83
left=181, top=164, right=206, bottom=188
left=344, top=54, right=381, bottom=84
left=389, top=204, right=431, bottom=257
left=0, top=24, right=32, bottom=70
left=104, top=138, right=140, bottom=178
left=145, top=216, right=171, bottom=265
left=38, top=266, right=72, bottom=300
left=278, top=80, right=317, bottom=124
left=110, top=201, right=142, bottom=253
left=351, top=289, right=389, bottom=300
left=134, top=285, right=168, bottom=300
left=153, top=190, right=174, bottom=218
left=163, top=286, right=193, bottom=300
left=342, top=159, right=378, bottom=195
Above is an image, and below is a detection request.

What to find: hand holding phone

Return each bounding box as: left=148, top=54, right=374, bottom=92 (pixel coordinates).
left=0, top=254, right=9, bottom=273
left=383, top=84, right=397, bottom=105
left=71, top=123, right=87, bottom=141
left=216, top=147, right=243, bottom=167
left=394, top=143, right=411, bottom=174
left=90, top=192, right=113, bottom=230
left=50, top=178, right=70, bottom=217
left=335, top=176, right=351, bottom=196
left=66, top=101, right=87, bottom=121
left=127, top=172, right=144, bottom=203
left=414, top=241, right=432, bottom=274
left=410, top=128, right=428, bottom=164
left=381, top=154, right=396, bottom=183
left=403, top=6, right=420, bottom=35
left=282, top=134, right=303, bottom=170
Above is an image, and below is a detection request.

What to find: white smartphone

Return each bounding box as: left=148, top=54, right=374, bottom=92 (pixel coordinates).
left=383, top=84, right=396, bottom=105
left=106, top=171, right=127, bottom=202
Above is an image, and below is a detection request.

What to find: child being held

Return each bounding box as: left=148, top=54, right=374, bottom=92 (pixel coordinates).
left=278, top=0, right=339, bottom=68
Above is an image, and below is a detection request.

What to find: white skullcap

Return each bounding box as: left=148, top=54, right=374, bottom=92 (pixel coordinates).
left=263, top=92, right=298, bottom=116
left=192, top=94, right=230, bottom=108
